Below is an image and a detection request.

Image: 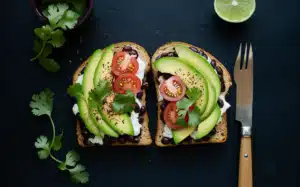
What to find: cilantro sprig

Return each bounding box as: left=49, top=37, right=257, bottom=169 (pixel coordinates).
left=112, top=90, right=136, bottom=114
left=30, top=88, right=89, bottom=184
left=31, top=3, right=80, bottom=72
left=176, top=88, right=202, bottom=127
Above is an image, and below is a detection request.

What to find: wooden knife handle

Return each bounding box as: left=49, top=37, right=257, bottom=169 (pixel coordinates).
left=238, top=137, right=253, bottom=187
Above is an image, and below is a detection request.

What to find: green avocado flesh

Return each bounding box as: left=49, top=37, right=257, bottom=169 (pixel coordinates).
left=81, top=49, right=119, bottom=138
left=154, top=57, right=208, bottom=115
left=172, top=127, right=195, bottom=144
left=77, top=97, right=103, bottom=137
left=192, top=105, right=221, bottom=140
left=175, top=45, right=220, bottom=119
left=93, top=45, right=134, bottom=136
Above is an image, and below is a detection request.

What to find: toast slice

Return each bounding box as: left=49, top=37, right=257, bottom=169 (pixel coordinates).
left=151, top=42, right=232, bottom=147
left=72, top=42, right=152, bottom=147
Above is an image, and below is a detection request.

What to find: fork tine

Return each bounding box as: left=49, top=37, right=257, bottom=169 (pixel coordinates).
left=248, top=43, right=253, bottom=72
left=242, top=43, right=248, bottom=70
left=234, top=43, right=242, bottom=78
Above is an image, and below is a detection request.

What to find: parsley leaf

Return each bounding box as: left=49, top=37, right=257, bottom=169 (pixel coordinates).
left=187, top=107, right=201, bottom=127
left=57, top=10, right=80, bottom=30
left=30, top=88, right=54, bottom=116
left=48, top=29, right=65, bottom=48
left=112, top=90, right=136, bottom=113
left=65, top=151, right=80, bottom=167
left=39, top=58, right=60, bottom=72
left=35, top=136, right=50, bottom=159
left=52, top=132, right=63, bottom=151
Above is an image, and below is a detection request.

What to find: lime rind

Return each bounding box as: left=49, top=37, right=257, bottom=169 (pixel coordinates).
left=214, top=0, right=256, bottom=23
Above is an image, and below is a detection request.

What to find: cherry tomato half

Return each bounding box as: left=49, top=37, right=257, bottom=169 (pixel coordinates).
left=159, top=76, right=186, bottom=101
left=112, top=51, right=139, bottom=76
left=113, top=73, right=141, bottom=94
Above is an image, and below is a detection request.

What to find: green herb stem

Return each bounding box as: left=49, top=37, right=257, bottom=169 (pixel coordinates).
left=31, top=41, right=46, bottom=61
left=49, top=115, right=56, bottom=148
left=50, top=153, right=63, bottom=164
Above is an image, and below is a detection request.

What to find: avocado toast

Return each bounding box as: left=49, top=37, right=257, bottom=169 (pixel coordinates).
left=151, top=42, right=232, bottom=147
left=69, top=42, right=152, bottom=147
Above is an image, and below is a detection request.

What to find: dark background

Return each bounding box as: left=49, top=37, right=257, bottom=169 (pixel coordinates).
left=2, top=0, right=300, bottom=186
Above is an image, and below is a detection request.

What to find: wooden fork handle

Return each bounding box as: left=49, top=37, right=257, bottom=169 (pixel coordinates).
left=238, top=137, right=253, bottom=187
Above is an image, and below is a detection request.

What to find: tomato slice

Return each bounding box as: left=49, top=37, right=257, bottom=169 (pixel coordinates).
left=113, top=73, right=141, bottom=94
left=159, top=76, right=186, bottom=101
left=163, top=102, right=185, bottom=129
left=112, top=51, right=139, bottom=76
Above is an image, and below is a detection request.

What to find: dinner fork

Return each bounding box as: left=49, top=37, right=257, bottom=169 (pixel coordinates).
left=234, top=43, right=253, bottom=187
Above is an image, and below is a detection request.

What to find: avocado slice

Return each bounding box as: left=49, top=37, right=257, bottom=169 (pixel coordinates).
left=82, top=49, right=119, bottom=138
left=191, top=105, right=221, bottom=140
left=93, top=45, right=134, bottom=136
left=154, top=57, right=208, bottom=115
left=77, top=96, right=103, bottom=137
left=175, top=45, right=220, bottom=119
left=172, top=126, right=195, bottom=144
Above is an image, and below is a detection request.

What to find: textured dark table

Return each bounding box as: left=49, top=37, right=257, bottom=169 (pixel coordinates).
left=2, top=0, right=300, bottom=187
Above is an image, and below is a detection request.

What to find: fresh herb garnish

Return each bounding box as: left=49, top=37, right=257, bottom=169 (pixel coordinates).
left=176, top=88, right=202, bottom=127
left=112, top=90, right=136, bottom=113
left=31, top=3, right=80, bottom=72
left=30, top=88, right=89, bottom=184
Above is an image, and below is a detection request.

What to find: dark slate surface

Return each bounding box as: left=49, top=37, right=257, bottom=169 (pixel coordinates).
left=2, top=0, right=300, bottom=186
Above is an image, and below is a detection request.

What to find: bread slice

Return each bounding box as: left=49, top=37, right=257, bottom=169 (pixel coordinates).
left=151, top=42, right=232, bottom=147
left=72, top=42, right=152, bottom=147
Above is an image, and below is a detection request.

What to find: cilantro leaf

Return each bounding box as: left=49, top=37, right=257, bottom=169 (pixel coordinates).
left=34, top=25, right=53, bottom=41
left=187, top=107, right=201, bottom=127
left=52, top=132, right=63, bottom=151
left=39, top=58, right=60, bottom=72
left=71, top=171, right=89, bottom=184
left=65, top=0, right=87, bottom=15
left=57, top=10, right=80, bottom=30
left=69, top=164, right=85, bottom=173
left=176, top=116, right=188, bottom=126
left=35, top=136, right=50, bottom=159
left=48, top=29, right=65, bottom=48
left=67, top=83, right=84, bottom=99
left=186, top=88, right=202, bottom=101
left=65, top=151, right=80, bottom=167
left=35, top=135, right=50, bottom=149
left=58, top=162, right=67, bottom=171
left=89, top=80, right=112, bottom=102
left=176, top=98, right=194, bottom=110
left=33, top=40, right=53, bottom=58
left=46, top=3, right=69, bottom=26
left=112, top=91, right=136, bottom=113
left=30, top=88, right=54, bottom=116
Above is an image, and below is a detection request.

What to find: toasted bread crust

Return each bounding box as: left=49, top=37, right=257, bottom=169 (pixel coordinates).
left=151, top=42, right=232, bottom=147
left=73, top=42, right=152, bottom=147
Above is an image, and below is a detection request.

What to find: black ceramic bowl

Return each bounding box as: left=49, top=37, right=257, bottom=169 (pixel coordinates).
left=30, top=0, right=94, bottom=28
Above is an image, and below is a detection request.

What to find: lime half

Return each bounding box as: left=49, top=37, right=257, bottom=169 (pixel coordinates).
left=214, top=0, right=256, bottom=23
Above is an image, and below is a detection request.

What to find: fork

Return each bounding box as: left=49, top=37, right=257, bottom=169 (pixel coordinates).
left=234, top=43, right=253, bottom=187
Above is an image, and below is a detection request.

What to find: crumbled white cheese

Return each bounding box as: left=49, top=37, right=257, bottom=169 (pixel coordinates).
left=162, top=125, right=173, bottom=138
left=219, top=95, right=231, bottom=115
left=88, top=136, right=104, bottom=145
left=130, top=112, right=142, bottom=136
left=72, top=104, right=79, bottom=115
left=76, top=74, right=84, bottom=84
left=136, top=58, right=146, bottom=82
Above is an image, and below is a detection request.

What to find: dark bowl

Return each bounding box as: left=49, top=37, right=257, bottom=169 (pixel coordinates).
left=30, top=0, right=94, bottom=28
